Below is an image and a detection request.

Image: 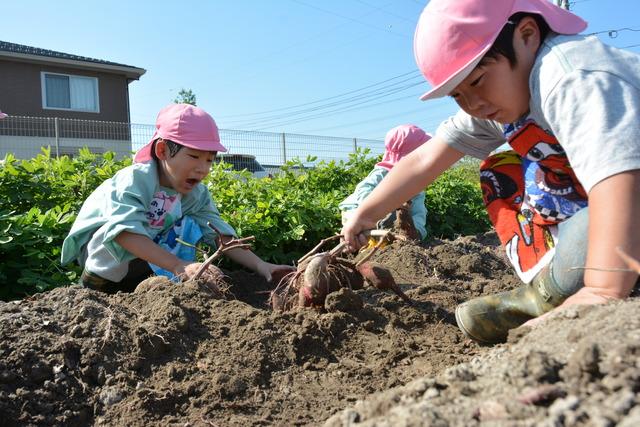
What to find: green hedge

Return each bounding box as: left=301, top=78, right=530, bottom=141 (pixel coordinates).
left=0, top=148, right=489, bottom=300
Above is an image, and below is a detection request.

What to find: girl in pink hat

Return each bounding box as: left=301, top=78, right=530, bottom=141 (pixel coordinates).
left=342, top=0, right=640, bottom=343
left=339, top=124, right=431, bottom=240
left=62, top=103, right=293, bottom=293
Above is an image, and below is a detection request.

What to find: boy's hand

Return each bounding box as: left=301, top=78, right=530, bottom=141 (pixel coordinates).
left=256, top=261, right=295, bottom=282
left=341, top=213, right=377, bottom=252
left=523, top=287, right=615, bottom=328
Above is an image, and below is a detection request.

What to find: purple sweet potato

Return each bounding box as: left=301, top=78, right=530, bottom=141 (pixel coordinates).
left=356, top=261, right=411, bottom=304
left=298, top=255, right=331, bottom=307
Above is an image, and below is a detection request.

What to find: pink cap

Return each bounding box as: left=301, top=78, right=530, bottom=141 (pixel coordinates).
left=376, top=124, right=431, bottom=171
left=135, top=103, right=227, bottom=163
left=0, top=111, right=7, bottom=119
left=414, top=0, right=587, bottom=101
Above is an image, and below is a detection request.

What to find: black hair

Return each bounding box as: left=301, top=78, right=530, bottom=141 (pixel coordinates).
left=151, top=139, right=183, bottom=160
left=481, top=12, right=551, bottom=67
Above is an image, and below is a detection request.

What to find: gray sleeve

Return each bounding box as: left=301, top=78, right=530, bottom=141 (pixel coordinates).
left=435, top=109, right=507, bottom=159
left=543, top=70, right=640, bottom=192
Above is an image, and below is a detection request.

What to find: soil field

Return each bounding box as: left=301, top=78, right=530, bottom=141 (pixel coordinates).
left=1, top=233, right=637, bottom=426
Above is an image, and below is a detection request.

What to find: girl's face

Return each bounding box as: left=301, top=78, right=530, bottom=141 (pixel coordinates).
left=156, top=140, right=215, bottom=194
left=449, top=17, right=540, bottom=125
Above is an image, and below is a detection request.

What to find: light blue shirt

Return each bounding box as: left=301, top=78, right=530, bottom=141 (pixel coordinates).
left=61, top=160, right=236, bottom=267
left=339, top=166, right=428, bottom=239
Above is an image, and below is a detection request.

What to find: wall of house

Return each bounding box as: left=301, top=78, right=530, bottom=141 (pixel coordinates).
left=0, top=135, right=132, bottom=160
left=0, top=59, right=130, bottom=122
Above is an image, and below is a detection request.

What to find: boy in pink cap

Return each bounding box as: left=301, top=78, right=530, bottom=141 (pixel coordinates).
left=339, top=124, right=431, bottom=240
left=342, top=0, right=640, bottom=343
left=62, top=103, right=292, bottom=293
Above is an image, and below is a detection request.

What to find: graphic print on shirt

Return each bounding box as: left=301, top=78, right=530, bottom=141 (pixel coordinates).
left=481, top=120, right=587, bottom=283
left=146, top=191, right=181, bottom=229
left=507, top=120, right=588, bottom=222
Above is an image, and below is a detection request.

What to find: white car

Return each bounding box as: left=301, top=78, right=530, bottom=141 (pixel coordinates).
left=215, top=154, right=270, bottom=179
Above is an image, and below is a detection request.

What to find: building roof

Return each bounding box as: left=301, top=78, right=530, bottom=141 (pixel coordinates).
left=0, top=40, right=146, bottom=80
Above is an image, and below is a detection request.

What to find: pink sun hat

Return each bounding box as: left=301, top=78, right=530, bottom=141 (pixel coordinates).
left=0, top=110, right=7, bottom=119
left=376, top=124, right=431, bottom=171
left=135, top=103, right=227, bottom=163
left=414, top=0, right=587, bottom=101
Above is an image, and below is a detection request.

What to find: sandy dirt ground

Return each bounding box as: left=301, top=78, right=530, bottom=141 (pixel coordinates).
left=1, top=233, right=637, bottom=426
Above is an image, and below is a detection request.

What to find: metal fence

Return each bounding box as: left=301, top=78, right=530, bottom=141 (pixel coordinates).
left=0, top=115, right=385, bottom=169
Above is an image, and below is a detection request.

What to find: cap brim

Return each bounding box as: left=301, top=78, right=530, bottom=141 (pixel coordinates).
left=134, top=132, right=228, bottom=163
left=180, top=140, right=228, bottom=153
left=134, top=141, right=154, bottom=163
left=419, top=49, right=487, bottom=101
left=514, top=0, right=587, bottom=35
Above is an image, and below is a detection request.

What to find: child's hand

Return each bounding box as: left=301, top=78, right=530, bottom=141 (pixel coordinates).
left=341, top=214, right=377, bottom=252
left=257, top=262, right=295, bottom=283
left=523, top=287, right=614, bottom=328
left=171, top=261, right=204, bottom=280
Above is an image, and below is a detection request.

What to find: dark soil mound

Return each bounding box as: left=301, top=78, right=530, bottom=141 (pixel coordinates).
left=0, top=233, right=580, bottom=426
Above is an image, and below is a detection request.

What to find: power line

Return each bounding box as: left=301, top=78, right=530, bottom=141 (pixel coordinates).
left=298, top=99, right=453, bottom=135
left=232, top=78, right=424, bottom=129
left=243, top=85, right=426, bottom=130
left=244, top=89, right=425, bottom=131
left=217, top=70, right=420, bottom=120
left=227, top=74, right=424, bottom=126
left=587, top=27, right=640, bottom=38
left=619, top=43, right=640, bottom=49
left=353, top=0, right=417, bottom=24
left=223, top=73, right=425, bottom=128
left=290, top=0, right=411, bottom=39
left=298, top=107, right=429, bottom=135
left=234, top=1, right=400, bottom=81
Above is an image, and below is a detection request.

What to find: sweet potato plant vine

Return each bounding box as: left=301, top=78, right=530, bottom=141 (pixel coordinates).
left=0, top=148, right=489, bottom=300
left=0, top=148, right=131, bottom=300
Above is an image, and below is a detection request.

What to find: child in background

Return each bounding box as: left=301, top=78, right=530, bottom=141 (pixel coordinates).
left=342, top=0, right=640, bottom=343
left=339, top=124, right=431, bottom=240
left=62, top=103, right=293, bottom=293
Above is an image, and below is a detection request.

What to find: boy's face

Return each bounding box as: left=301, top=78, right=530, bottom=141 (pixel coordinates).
left=156, top=140, right=215, bottom=194
left=449, top=18, right=540, bottom=125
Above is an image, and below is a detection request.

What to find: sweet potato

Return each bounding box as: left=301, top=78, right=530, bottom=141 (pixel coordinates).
left=298, top=254, right=331, bottom=307
left=394, top=201, right=420, bottom=241
left=193, top=265, right=228, bottom=298
left=356, top=261, right=411, bottom=304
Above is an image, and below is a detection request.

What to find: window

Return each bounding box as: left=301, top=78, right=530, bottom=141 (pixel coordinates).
left=41, top=72, right=99, bottom=112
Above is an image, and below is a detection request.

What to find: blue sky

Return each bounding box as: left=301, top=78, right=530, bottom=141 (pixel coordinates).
left=2, top=0, right=639, bottom=140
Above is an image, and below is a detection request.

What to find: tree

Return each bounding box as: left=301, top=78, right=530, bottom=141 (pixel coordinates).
left=174, top=88, right=197, bottom=106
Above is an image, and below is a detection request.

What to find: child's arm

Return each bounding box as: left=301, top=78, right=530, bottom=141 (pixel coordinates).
left=218, top=235, right=294, bottom=282
left=341, top=136, right=464, bottom=249
left=115, top=231, right=191, bottom=276
left=562, top=169, right=640, bottom=305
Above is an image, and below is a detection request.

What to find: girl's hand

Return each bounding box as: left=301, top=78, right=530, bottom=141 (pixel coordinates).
left=173, top=261, right=207, bottom=280
left=257, top=261, right=295, bottom=282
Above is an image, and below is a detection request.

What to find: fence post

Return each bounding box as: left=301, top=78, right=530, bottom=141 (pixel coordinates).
left=281, top=132, right=287, bottom=164
left=54, top=117, right=60, bottom=158
left=353, top=137, right=357, bottom=154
